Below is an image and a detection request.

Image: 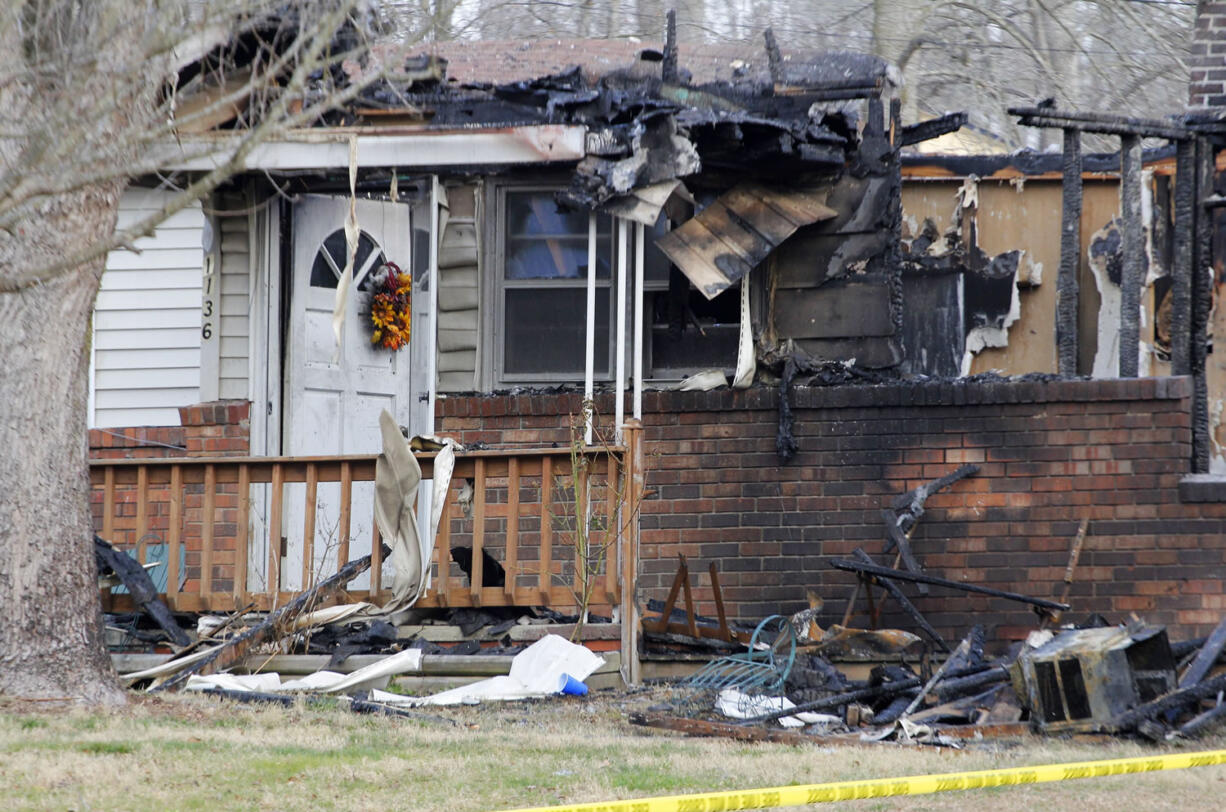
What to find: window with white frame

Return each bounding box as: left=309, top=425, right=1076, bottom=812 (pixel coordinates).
left=490, top=185, right=742, bottom=387
left=494, top=188, right=615, bottom=383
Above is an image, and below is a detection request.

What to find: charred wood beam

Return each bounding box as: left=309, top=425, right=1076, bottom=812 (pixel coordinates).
left=1192, top=137, right=1215, bottom=473
left=1115, top=670, right=1226, bottom=731
left=891, top=464, right=979, bottom=517
left=852, top=548, right=949, bottom=652
left=662, top=9, right=678, bottom=84
left=882, top=510, right=925, bottom=590
left=829, top=558, right=1070, bottom=612
left=1178, top=700, right=1226, bottom=737
left=1057, top=129, right=1082, bottom=375
left=1119, top=134, right=1143, bottom=378
left=899, top=112, right=968, bottom=147
left=95, top=536, right=191, bottom=648
left=1179, top=616, right=1226, bottom=689
left=153, top=547, right=385, bottom=693
left=931, top=663, right=1011, bottom=701
left=901, top=635, right=973, bottom=718
left=1172, top=139, right=1196, bottom=375
left=1008, top=107, right=1189, bottom=141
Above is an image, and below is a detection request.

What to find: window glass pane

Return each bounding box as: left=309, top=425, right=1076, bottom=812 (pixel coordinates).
left=505, top=192, right=611, bottom=280
left=504, top=288, right=610, bottom=376
left=310, top=229, right=384, bottom=290
left=644, top=213, right=672, bottom=285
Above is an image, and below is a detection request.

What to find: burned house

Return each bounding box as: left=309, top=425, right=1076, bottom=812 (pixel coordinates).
left=90, top=14, right=1226, bottom=673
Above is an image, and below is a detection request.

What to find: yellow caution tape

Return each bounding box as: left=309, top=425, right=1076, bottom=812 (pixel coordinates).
left=493, top=748, right=1226, bottom=812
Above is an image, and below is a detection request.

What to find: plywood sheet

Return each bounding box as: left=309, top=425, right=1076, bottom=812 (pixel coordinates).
left=655, top=182, right=835, bottom=299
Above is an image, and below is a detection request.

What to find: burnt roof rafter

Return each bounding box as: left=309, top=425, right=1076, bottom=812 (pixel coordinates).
left=1008, top=106, right=1190, bottom=141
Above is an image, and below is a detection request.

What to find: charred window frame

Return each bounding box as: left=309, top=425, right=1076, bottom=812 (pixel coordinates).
left=642, top=214, right=743, bottom=383
left=488, top=184, right=617, bottom=386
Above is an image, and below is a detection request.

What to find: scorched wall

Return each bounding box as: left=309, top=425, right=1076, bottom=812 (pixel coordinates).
left=437, top=376, right=1226, bottom=645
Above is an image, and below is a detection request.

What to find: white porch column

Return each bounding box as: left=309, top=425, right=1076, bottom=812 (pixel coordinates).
left=615, top=218, right=628, bottom=441
left=584, top=213, right=597, bottom=445
left=633, top=221, right=645, bottom=421
left=427, top=175, right=440, bottom=430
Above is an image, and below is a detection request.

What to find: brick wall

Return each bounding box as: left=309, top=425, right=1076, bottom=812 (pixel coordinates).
left=1190, top=1, right=1226, bottom=108
left=89, top=400, right=251, bottom=461
left=90, top=401, right=251, bottom=597
left=437, top=377, right=1226, bottom=646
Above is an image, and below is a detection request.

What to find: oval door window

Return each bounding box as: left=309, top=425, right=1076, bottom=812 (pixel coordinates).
left=309, top=229, right=386, bottom=291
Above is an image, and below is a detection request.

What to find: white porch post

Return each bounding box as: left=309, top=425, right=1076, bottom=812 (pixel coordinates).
left=427, top=175, right=440, bottom=431
left=633, top=221, right=645, bottom=421
left=615, top=218, right=628, bottom=442
left=584, top=213, right=597, bottom=445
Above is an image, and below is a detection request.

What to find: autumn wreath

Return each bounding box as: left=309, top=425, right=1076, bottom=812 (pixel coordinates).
left=368, top=261, right=412, bottom=351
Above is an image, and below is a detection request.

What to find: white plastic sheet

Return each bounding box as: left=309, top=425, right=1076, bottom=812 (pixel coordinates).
left=181, top=648, right=424, bottom=696
left=380, top=634, right=604, bottom=706
left=714, top=688, right=841, bottom=729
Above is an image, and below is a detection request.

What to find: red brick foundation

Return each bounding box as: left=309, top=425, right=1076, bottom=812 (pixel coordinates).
left=437, top=377, right=1226, bottom=646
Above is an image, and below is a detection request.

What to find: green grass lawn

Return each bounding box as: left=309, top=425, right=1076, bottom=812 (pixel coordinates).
left=2, top=691, right=1225, bottom=811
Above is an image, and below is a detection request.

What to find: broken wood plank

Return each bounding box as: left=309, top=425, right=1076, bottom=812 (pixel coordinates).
left=899, top=112, right=968, bottom=147
left=909, top=685, right=1004, bottom=724
left=95, top=536, right=190, bottom=648
left=891, top=464, right=980, bottom=518
left=1178, top=699, right=1226, bottom=737
left=829, top=558, right=1069, bottom=612
left=1041, top=518, right=1088, bottom=628
left=881, top=510, right=927, bottom=593
left=851, top=548, right=948, bottom=652
left=1179, top=615, right=1226, bottom=689
left=1115, top=670, right=1226, bottom=731
left=153, top=546, right=386, bottom=693
left=901, top=635, right=972, bottom=719
left=932, top=663, right=1011, bottom=701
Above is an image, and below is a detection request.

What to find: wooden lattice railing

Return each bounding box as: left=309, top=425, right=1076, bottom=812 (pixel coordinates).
left=89, top=425, right=643, bottom=627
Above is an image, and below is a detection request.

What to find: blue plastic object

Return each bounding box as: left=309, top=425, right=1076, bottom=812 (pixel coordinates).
left=560, top=674, right=589, bottom=696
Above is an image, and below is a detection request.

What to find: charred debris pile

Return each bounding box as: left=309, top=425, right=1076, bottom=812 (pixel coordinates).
left=636, top=467, right=1226, bottom=747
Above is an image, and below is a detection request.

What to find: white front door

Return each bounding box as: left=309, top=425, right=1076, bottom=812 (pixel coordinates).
left=282, top=195, right=413, bottom=591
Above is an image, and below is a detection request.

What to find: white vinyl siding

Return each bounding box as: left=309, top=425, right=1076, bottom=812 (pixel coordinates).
left=92, top=188, right=205, bottom=428
left=216, top=200, right=252, bottom=400
left=437, top=184, right=480, bottom=392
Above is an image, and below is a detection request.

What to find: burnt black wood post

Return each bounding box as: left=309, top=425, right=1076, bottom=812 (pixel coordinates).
left=1057, top=128, right=1082, bottom=375
left=1193, top=136, right=1215, bottom=472
left=1171, top=138, right=1196, bottom=376
left=662, top=9, right=678, bottom=83
left=1119, top=134, right=1144, bottom=377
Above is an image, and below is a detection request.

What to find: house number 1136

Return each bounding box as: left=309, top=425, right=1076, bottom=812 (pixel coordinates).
left=202, top=253, right=217, bottom=341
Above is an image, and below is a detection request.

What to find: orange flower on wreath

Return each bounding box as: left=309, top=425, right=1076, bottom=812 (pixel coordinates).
left=368, top=261, right=411, bottom=351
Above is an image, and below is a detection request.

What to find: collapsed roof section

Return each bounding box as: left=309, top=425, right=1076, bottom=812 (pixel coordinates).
left=172, top=16, right=982, bottom=375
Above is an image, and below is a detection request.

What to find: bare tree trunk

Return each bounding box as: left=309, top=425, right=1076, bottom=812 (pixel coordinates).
left=0, top=187, right=126, bottom=704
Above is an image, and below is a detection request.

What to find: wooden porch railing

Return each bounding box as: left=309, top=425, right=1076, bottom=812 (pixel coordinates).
left=90, top=426, right=643, bottom=630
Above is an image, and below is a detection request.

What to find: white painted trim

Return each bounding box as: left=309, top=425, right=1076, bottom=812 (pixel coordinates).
left=633, top=221, right=645, bottom=421
left=198, top=221, right=220, bottom=401
left=427, top=175, right=441, bottom=432
left=584, top=212, right=597, bottom=445
left=615, top=219, right=628, bottom=441
left=162, top=126, right=586, bottom=172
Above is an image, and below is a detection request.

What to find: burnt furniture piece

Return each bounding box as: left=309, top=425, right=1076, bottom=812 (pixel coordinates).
left=1013, top=622, right=1176, bottom=733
